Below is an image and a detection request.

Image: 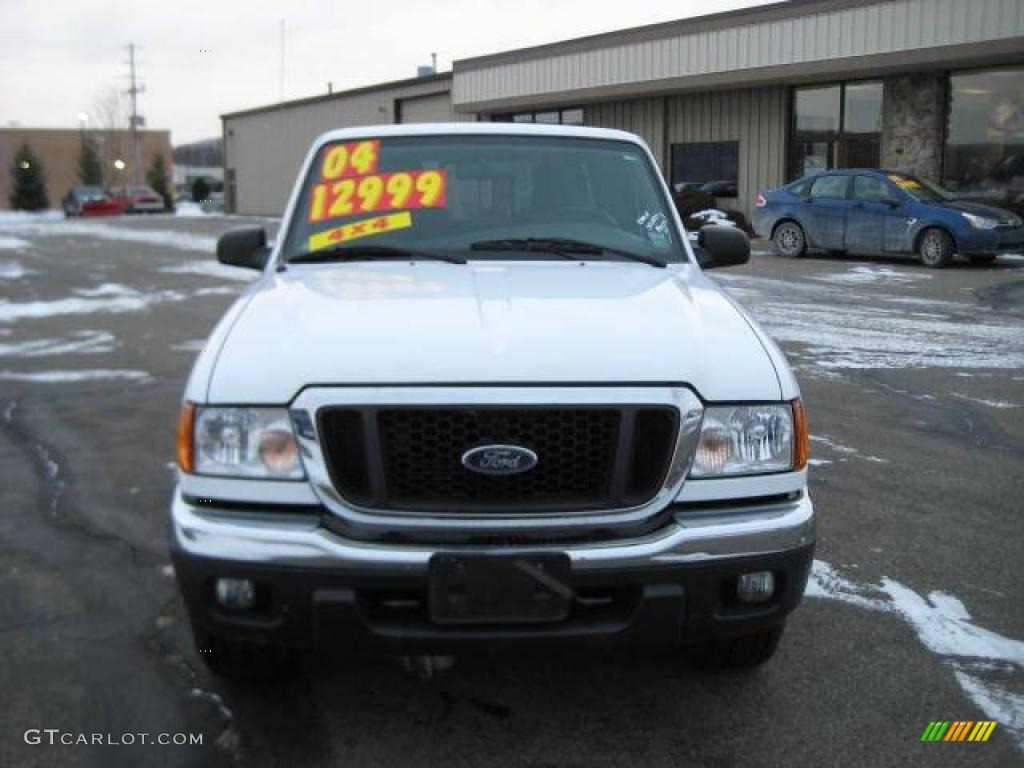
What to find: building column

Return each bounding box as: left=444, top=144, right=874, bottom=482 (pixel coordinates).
left=881, top=73, right=946, bottom=181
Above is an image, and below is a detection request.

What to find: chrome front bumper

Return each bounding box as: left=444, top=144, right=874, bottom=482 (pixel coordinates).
left=170, top=489, right=815, bottom=573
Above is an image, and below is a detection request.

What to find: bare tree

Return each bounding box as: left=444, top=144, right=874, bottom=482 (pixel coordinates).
left=91, top=87, right=128, bottom=187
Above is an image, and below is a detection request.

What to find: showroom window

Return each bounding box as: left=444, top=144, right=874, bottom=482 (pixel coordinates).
left=790, top=81, right=882, bottom=179
left=495, top=107, right=584, bottom=126
left=670, top=141, right=739, bottom=197
left=943, top=66, right=1024, bottom=203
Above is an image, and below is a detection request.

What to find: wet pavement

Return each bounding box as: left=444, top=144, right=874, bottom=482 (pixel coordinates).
left=0, top=213, right=1020, bottom=767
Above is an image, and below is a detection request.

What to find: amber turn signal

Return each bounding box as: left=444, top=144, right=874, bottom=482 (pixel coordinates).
left=791, top=398, right=809, bottom=471
left=177, top=402, right=196, bottom=473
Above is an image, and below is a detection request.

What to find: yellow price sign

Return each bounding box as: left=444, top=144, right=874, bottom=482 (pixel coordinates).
left=307, top=211, right=412, bottom=252
left=320, top=140, right=380, bottom=181
left=888, top=175, right=922, bottom=190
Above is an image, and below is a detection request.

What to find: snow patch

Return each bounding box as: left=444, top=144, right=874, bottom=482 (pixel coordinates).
left=690, top=209, right=737, bottom=227
left=0, top=210, right=62, bottom=224
left=0, top=330, right=115, bottom=357
left=0, top=235, right=30, bottom=251
left=160, top=261, right=256, bottom=282
left=952, top=393, right=1021, bottom=409
left=0, top=369, right=150, bottom=383
left=953, top=669, right=1024, bottom=744
left=810, top=434, right=888, bottom=463
left=713, top=273, right=1024, bottom=370
left=174, top=202, right=206, bottom=218
left=0, top=214, right=216, bottom=253
left=813, top=265, right=931, bottom=285
left=807, top=560, right=1024, bottom=748
left=0, top=260, right=33, bottom=279
left=191, top=688, right=233, bottom=721
left=172, top=339, right=209, bottom=352
left=0, top=285, right=186, bottom=323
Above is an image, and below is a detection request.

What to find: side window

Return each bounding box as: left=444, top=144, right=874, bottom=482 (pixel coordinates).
left=789, top=179, right=813, bottom=196
left=852, top=175, right=890, bottom=203
left=809, top=175, right=849, bottom=199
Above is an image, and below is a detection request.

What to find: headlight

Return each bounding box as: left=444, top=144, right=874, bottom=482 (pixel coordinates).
left=183, top=405, right=304, bottom=479
left=962, top=212, right=999, bottom=230
left=690, top=401, right=807, bottom=478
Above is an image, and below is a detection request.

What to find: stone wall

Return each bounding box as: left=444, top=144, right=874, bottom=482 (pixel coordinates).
left=881, top=73, right=946, bottom=181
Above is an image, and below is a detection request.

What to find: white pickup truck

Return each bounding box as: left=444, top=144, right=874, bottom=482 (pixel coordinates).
left=171, top=124, right=814, bottom=679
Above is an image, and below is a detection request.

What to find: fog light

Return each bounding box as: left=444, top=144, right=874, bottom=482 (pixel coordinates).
left=737, top=571, right=775, bottom=604
left=215, top=577, right=255, bottom=610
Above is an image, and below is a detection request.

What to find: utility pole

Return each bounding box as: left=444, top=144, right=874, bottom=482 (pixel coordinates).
left=124, top=43, right=145, bottom=185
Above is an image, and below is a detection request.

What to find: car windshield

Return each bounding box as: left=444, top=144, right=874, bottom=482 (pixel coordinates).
left=130, top=187, right=156, bottom=196
left=78, top=186, right=104, bottom=197
left=283, top=134, right=685, bottom=264
left=886, top=173, right=954, bottom=203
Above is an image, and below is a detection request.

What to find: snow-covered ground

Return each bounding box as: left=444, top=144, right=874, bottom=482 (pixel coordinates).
left=174, top=201, right=207, bottom=218
left=713, top=271, right=1024, bottom=372
left=0, top=284, right=189, bottom=323
left=808, top=560, right=1024, bottom=749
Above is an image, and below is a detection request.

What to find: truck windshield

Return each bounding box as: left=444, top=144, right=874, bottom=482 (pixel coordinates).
left=283, top=134, right=685, bottom=265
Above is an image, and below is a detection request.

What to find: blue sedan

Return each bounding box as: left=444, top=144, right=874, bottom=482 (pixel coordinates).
left=751, top=170, right=1024, bottom=267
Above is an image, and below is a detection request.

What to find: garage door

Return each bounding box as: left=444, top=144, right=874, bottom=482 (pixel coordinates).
left=396, top=92, right=453, bottom=123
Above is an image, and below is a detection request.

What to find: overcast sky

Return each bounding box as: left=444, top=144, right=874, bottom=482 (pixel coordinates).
left=0, top=0, right=769, bottom=144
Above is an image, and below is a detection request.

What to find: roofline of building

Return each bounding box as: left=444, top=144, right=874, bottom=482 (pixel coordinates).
left=453, top=0, right=885, bottom=72
left=0, top=126, right=169, bottom=135
left=220, top=71, right=453, bottom=121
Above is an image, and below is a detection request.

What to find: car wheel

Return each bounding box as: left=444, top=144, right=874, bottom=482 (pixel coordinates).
left=968, top=254, right=997, bottom=265
left=687, top=625, right=784, bottom=670
left=195, top=629, right=293, bottom=681
left=918, top=228, right=954, bottom=268
left=772, top=221, right=806, bottom=258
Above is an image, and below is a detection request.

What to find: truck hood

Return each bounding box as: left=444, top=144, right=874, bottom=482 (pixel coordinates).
left=204, top=261, right=782, bottom=403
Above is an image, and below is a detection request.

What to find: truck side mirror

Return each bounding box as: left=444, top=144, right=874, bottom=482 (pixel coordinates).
left=695, top=225, right=750, bottom=269
left=217, top=227, right=270, bottom=270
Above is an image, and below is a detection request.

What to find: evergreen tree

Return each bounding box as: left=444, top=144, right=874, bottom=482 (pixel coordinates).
left=191, top=176, right=210, bottom=203
left=8, top=143, right=49, bottom=211
left=76, top=134, right=103, bottom=186
left=147, top=154, right=174, bottom=211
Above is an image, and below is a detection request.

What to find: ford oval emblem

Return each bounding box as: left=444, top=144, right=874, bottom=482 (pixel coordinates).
left=461, top=444, right=538, bottom=476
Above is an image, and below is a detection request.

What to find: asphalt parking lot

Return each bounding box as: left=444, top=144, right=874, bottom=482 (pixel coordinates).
left=0, top=212, right=1021, bottom=767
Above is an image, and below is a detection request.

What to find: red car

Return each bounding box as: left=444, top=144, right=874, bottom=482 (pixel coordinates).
left=108, top=185, right=166, bottom=213
left=61, top=186, right=122, bottom=217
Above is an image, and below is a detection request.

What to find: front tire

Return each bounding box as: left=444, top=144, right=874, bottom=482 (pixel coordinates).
left=773, top=221, right=807, bottom=258
left=688, top=625, right=784, bottom=670
left=918, top=228, right=954, bottom=268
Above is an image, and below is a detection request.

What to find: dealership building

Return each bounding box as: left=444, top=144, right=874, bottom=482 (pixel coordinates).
left=222, top=0, right=1024, bottom=217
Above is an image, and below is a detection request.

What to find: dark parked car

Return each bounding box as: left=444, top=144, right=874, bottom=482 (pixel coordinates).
left=699, top=180, right=738, bottom=198
left=752, top=170, right=1024, bottom=267
left=61, top=186, right=120, bottom=217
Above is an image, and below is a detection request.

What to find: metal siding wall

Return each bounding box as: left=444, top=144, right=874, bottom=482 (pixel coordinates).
left=582, top=88, right=788, bottom=217
left=225, top=81, right=462, bottom=215
left=663, top=86, right=787, bottom=218
left=584, top=97, right=666, bottom=171
left=453, top=0, right=1024, bottom=108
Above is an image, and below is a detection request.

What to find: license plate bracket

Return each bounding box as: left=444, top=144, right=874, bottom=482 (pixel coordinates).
left=429, top=553, right=572, bottom=625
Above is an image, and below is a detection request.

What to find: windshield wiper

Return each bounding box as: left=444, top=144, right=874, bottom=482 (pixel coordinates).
left=289, top=244, right=466, bottom=265
left=469, top=237, right=666, bottom=268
